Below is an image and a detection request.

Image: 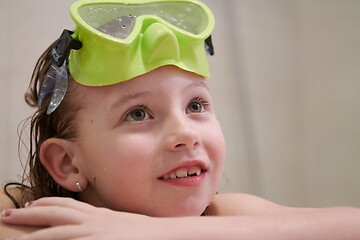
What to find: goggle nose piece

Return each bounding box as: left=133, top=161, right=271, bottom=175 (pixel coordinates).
left=141, top=22, right=180, bottom=66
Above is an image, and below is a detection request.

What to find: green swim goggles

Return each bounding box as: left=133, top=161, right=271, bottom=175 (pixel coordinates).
left=39, top=0, right=215, bottom=114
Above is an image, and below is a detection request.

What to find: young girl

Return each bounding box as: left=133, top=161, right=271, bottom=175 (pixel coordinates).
left=1, top=0, right=360, bottom=239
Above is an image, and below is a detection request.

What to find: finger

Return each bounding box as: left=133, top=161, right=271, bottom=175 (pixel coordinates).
left=26, top=197, right=93, bottom=213
left=14, top=225, right=88, bottom=240
left=2, top=206, right=84, bottom=227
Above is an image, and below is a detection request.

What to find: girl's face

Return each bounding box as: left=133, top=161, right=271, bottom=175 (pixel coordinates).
left=73, top=66, right=226, bottom=217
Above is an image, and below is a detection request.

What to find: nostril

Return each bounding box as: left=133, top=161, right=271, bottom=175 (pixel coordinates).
left=166, top=127, right=200, bottom=151
left=174, top=141, right=199, bottom=150
left=175, top=143, right=185, bottom=148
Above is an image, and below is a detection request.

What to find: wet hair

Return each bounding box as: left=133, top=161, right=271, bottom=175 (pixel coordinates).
left=3, top=41, right=81, bottom=207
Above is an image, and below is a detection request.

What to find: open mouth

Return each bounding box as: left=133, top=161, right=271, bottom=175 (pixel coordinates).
left=160, top=166, right=206, bottom=180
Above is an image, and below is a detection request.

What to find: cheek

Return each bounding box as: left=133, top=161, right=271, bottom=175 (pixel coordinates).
left=81, top=133, right=158, bottom=206
left=207, top=121, right=226, bottom=160
left=205, top=121, right=226, bottom=180
left=102, top=134, right=156, bottom=172
left=79, top=131, right=157, bottom=180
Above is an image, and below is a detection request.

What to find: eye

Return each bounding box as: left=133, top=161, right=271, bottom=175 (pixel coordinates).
left=186, top=97, right=209, bottom=114
left=125, top=105, right=151, bottom=121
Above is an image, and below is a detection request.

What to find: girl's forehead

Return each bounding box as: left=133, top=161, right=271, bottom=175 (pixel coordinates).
left=75, top=66, right=208, bottom=103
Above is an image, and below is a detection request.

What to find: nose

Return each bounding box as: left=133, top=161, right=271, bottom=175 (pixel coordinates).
left=164, top=115, right=200, bottom=152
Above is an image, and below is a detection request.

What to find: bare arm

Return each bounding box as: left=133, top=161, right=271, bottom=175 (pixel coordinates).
left=2, top=195, right=360, bottom=239
left=0, top=221, right=41, bottom=239
left=161, top=207, right=360, bottom=240
left=189, top=193, right=360, bottom=240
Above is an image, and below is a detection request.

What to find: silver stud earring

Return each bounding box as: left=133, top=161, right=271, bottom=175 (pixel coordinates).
left=75, top=182, right=83, bottom=192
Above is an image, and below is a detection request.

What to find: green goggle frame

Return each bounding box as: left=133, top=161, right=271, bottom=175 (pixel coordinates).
left=67, top=0, right=215, bottom=86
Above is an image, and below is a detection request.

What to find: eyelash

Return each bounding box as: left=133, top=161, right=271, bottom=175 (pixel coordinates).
left=194, top=97, right=209, bottom=106
left=123, top=97, right=210, bottom=122
left=187, top=97, right=210, bottom=113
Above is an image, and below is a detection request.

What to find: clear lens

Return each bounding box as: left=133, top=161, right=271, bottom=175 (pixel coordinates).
left=97, top=15, right=137, bottom=39
left=78, top=2, right=209, bottom=39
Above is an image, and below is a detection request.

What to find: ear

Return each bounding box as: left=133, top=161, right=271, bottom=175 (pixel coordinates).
left=40, top=138, right=86, bottom=192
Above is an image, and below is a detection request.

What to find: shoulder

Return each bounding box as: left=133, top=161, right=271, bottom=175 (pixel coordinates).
left=206, top=193, right=303, bottom=216
left=0, top=187, right=21, bottom=211
left=0, top=187, right=42, bottom=238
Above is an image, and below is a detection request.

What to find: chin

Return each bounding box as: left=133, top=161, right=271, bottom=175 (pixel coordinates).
left=161, top=192, right=215, bottom=217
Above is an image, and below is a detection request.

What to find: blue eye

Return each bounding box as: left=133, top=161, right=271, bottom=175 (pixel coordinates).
left=186, top=97, right=209, bottom=114
left=125, top=105, right=151, bottom=121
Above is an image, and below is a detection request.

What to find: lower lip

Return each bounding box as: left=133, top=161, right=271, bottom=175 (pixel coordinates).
left=159, top=172, right=206, bottom=187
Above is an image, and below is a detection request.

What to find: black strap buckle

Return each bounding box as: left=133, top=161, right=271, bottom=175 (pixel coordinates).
left=205, top=35, right=214, bottom=56
left=51, top=29, right=82, bottom=67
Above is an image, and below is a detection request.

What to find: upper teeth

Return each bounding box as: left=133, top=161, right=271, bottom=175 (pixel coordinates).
left=162, top=167, right=202, bottom=179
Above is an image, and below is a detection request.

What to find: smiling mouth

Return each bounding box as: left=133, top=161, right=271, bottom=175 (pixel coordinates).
left=160, top=166, right=206, bottom=180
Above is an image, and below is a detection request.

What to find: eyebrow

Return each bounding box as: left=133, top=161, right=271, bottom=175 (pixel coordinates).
left=110, top=91, right=151, bottom=110
left=185, top=80, right=209, bottom=90
left=109, top=80, right=208, bottom=109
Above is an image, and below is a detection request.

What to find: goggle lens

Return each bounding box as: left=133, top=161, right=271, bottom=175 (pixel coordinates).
left=78, top=2, right=209, bottom=39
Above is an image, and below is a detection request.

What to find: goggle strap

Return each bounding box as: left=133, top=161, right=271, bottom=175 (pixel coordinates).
left=51, top=29, right=82, bottom=67
left=205, top=35, right=214, bottom=56
left=38, top=61, right=68, bottom=115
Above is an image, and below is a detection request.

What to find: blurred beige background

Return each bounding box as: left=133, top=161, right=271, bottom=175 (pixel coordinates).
left=1, top=0, right=359, bottom=208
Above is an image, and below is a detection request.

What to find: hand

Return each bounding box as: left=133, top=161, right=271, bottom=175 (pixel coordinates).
left=1, top=197, right=157, bottom=240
